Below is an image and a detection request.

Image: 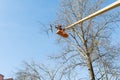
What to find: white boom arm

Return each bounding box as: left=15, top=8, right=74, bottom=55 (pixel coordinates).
left=65, top=0, right=120, bottom=29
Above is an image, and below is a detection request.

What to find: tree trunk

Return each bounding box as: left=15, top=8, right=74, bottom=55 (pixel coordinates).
left=86, top=56, right=95, bottom=80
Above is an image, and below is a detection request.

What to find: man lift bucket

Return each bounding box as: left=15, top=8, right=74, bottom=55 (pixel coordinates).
left=56, top=25, right=68, bottom=38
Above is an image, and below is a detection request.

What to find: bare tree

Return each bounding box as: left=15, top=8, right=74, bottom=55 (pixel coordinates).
left=15, top=61, right=63, bottom=80
left=15, top=61, right=80, bottom=80
left=52, top=0, right=120, bottom=80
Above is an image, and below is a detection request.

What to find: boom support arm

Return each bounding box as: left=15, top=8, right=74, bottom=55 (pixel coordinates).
left=65, top=0, right=120, bottom=30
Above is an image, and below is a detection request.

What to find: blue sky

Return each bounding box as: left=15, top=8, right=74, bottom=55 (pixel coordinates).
left=0, top=0, right=59, bottom=78
left=0, top=0, right=120, bottom=79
